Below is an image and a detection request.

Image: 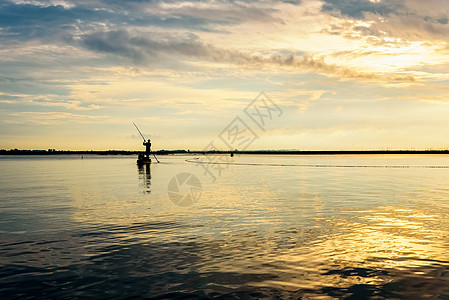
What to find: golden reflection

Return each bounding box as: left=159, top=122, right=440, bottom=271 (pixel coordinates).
left=194, top=203, right=449, bottom=297
left=265, top=205, right=448, bottom=294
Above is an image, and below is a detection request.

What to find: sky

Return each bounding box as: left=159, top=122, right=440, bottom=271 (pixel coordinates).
left=1, top=0, right=449, bottom=151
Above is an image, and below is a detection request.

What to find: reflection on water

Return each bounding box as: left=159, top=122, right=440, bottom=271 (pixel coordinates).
left=138, top=163, right=151, bottom=194
left=1, top=154, right=449, bottom=298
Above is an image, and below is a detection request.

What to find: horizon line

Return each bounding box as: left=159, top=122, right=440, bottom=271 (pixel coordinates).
left=2, top=149, right=449, bottom=155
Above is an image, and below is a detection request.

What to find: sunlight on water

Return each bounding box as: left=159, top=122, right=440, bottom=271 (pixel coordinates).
left=1, top=154, right=449, bottom=298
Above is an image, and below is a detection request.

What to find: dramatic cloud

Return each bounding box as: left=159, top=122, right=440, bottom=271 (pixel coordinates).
left=0, top=0, right=282, bottom=43
left=79, top=29, right=416, bottom=82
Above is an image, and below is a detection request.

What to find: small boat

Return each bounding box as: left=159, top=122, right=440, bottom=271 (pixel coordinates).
left=137, top=154, right=151, bottom=165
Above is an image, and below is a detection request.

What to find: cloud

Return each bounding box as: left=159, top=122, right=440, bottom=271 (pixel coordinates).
left=321, top=0, right=402, bottom=19
left=0, top=3, right=101, bottom=40
left=0, top=90, right=102, bottom=113
left=6, top=111, right=107, bottom=125
left=79, top=29, right=416, bottom=82
left=320, top=0, right=449, bottom=45
left=31, top=99, right=102, bottom=111
left=0, top=92, right=21, bottom=100
left=0, top=0, right=284, bottom=42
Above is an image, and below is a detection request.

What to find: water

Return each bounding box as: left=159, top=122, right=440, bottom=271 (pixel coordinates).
left=2, top=154, right=449, bottom=299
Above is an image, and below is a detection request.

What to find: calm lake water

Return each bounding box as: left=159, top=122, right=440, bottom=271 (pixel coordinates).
left=2, top=154, right=449, bottom=299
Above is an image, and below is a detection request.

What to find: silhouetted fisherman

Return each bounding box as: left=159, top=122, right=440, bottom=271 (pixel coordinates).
left=143, top=139, right=151, bottom=156
left=134, top=122, right=159, bottom=164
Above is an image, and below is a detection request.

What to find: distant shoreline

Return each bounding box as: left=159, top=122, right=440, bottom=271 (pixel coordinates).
left=2, top=149, right=449, bottom=155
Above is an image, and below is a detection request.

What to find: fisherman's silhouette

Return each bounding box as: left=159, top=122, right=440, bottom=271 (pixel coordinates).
left=133, top=122, right=159, bottom=164
left=143, top=139, right=151, bottom=155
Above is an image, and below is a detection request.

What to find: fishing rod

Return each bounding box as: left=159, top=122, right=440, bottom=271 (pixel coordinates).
left=152, top=152, right=160, bottom=163
left=133, top=122, right=160, bottom=163
left=133, top=122, right=146, bottom=141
